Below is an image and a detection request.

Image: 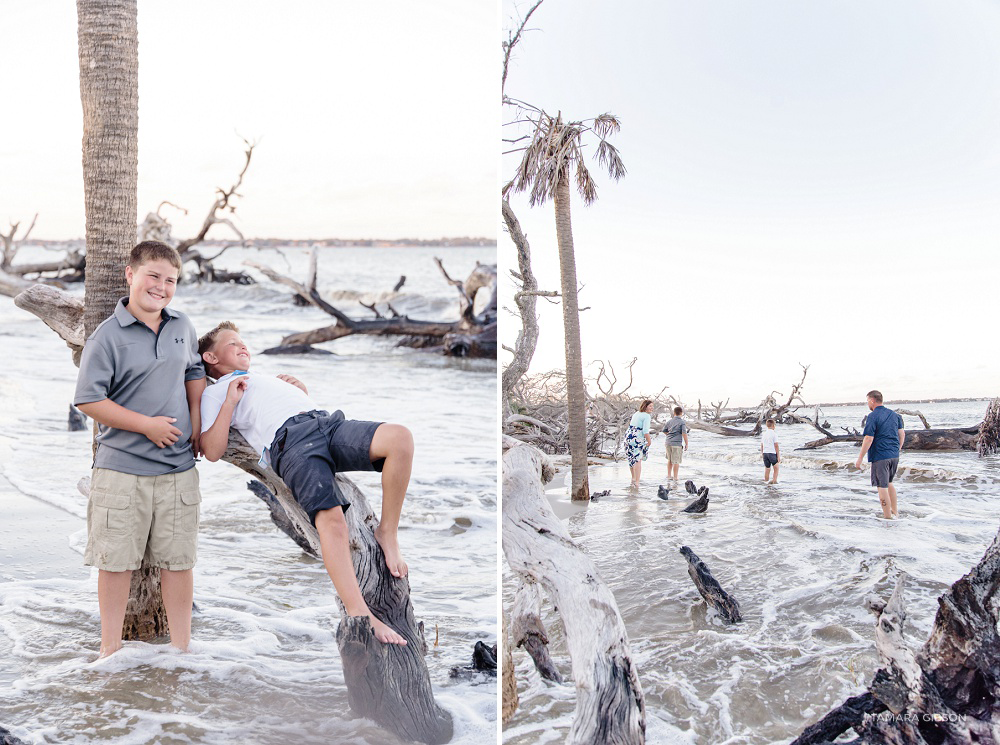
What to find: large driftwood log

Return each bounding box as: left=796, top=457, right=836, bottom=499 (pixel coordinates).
left=13, top=284, right=85, bottom=363
left=253, top=251, right=497, bottom=358
left=979, top=397, right=1000, bottom=458
left=679, top=546, right=741, bottom=623
left=503, top=440, right=645, bottom=744
left=794, top=526, right=1000, bottom=744
left=511, top=579, right=563, bottom=682
left=799, top=426, right=981, bottom=452
left=686, top=420, right=754, bottom=437
left=223, top=431, right=453, bottom=744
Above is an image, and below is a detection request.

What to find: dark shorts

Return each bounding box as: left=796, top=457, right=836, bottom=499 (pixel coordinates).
left=762, top=452, right=778, bottom=468
left=871, top=457, right=898, bottom=488
left=268, top=410, right=384, bottom=525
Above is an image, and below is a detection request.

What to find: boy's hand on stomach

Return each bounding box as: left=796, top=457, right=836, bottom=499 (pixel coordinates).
left=145, top=416, right=181, bottom=448
left=276, top=374, right=307, bottom=394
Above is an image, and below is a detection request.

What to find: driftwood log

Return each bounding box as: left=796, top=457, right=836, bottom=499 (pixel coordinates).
left=503, top=438, right=645, bottom=744
left=793, top=526, right=1000, bottom=744
left=679, top=546, right=742, bottom=624
left=225, top=431, right=453, bottom=745
left=0, top=725, right=28, bottom=745
left=250, top=250, right=497, bottom=358
left=510, top=579, right=562, bottom=682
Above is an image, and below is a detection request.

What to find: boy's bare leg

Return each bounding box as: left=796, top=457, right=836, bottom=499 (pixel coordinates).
left=877, top=487, right=893, bottom=519
left=315, top=507, right=407, bottom=645
left=763, top=467, right=771, bottom=482
left=97, top=569, right=132, bottom=657
left=370, top=423, right=413, bottom=578
left=160, top=569, right=193, bottom=651
left=888, top=483, right=898, bottom=517
left=771, top=465, right=779, bottom=484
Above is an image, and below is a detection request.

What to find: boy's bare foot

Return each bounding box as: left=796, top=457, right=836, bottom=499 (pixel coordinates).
left=770, top=480, right=778, bottom=484
left=370, top=615, right=408, bottom=645
left=98, top=642, right=122, bottom=658
left=374, top=526, right=408, bottom=578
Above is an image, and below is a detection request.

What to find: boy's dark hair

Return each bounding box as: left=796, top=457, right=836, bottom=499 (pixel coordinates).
left=129, top=241, right=182, bottom=272
left=673, top=406, right=683, bottom=416
left=867, top=390, right=884, bottom=404
left=198, top=321, right=240, bottom=358
left=766, top=418, right=776, bottom=426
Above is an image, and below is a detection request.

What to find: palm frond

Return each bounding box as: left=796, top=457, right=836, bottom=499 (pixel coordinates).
left=595, top=140, right=627, bottom=181
left=591, top=113, right=621, bottom=139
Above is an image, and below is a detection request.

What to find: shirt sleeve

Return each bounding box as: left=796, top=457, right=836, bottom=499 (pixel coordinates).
left=863, top=414, right=877, bottom=437
left=641, top=414, right=650, bottom=434
left=200, top=386, right=225, bottom=433
left=185, top=319, right=206, bottom=381
left=896, top=412, right=904, bottom=430
left=74, top=334, right=114, bottom=405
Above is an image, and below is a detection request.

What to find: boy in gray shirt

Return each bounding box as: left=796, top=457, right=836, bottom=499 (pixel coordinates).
left=75, top=241, right=206, bottom=657
left=662, top=406, right=690, bottom=481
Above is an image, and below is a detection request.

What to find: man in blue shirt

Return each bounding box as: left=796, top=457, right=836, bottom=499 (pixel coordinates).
left=854, top=390, right=905, bottom=519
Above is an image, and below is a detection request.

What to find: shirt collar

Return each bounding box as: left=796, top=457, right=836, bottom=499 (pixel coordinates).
left=114, top=297, right=179, bottom=327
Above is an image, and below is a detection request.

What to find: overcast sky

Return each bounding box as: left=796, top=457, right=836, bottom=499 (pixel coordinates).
left=501, top=0, right=1000, bottom=405
left=2, top=1, right=495, bottom=241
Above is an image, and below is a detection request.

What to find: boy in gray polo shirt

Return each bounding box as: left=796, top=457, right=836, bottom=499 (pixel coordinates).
left=662, top=406, right=690, bottom=480
left=74, top=241, right=206, bottom=657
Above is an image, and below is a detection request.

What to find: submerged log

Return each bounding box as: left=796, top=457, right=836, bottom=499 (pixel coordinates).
left=681, top=486, right=709, bottom=514
left=789, top=692, right=885, bottom=745
left=0, top=724, right=28, bottom=745
left=679, top=546, right=742, bottom=624
left=503, top=440, right=646, bottom=744
left=511, top=580, right=563, bottom=683
left=794, top=525, right=1000, bottom=743
left=225, top=431, right=452, bottom=744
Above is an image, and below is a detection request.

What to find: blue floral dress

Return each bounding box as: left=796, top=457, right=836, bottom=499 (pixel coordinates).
left=625, top=411, right=651, bottom=466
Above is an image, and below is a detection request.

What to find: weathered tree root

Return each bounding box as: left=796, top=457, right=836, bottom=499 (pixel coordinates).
left=794, top=526, right=1000, bottom=744
left=789, top=691, right=885, bottom=745
left=511, top=580, right=563, bottom=683
left=679, top=546, right=742, bottom=624
left=226, top=432, right=452, bottom=744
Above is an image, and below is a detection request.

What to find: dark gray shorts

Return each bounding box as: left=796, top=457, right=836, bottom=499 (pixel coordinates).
left=762, top=452, right=778, bottom=468
left=269, top=410, right=384, bottom=525
left=871, top=457, right=898, bottom=488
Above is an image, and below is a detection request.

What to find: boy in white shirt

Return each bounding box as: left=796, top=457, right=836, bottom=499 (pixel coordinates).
left=197, top=322, right=413, bottom=645
left=761, top=418, right=780, bottom=484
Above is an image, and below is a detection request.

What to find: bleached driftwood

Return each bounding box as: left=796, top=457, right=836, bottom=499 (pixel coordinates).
left=0, top=269, right=33, bottom=298
left=794, top=527, right=1000, bottom=743
left=13, top=284, right=85, bottom=362
left=511, top=579, right=562, bottom=682
left=503, top=440, right=645, bottom=744
left=679, top=546, right=741, bottom=624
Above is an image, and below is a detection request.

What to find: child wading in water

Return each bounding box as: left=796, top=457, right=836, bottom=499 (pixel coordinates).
left=761, top=418, right=780, bottom=483
left=198, top=322, right=412, bottom=645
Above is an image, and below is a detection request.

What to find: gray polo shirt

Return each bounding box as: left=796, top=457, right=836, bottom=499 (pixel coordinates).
left=662, top=416, right=689, bottom=445
left=74, top=298, right=205, bottom=475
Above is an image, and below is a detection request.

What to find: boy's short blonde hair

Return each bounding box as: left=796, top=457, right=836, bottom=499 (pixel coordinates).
left=129, top=241, right=182, bottom=272
left=198, top=321, right=240, bottom=358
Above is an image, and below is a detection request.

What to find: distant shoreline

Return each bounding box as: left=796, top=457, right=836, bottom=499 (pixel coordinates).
left=21, top=237, right=497, bottom=249
left=721, top=396, right=991, bottom=412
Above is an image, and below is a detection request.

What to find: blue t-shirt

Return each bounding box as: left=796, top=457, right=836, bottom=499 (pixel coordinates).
left=862, top=405, right=904, bottom=463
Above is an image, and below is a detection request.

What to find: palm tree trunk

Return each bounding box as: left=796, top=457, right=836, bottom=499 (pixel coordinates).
left=78, top=0, right=165, bottom=641
left=553, top=173, right=590, bottom=500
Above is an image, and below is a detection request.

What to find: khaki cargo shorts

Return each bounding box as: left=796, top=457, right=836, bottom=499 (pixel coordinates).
left=667, top=445, right=684, bottom=465
left=84, top=466, right=201, bottom=572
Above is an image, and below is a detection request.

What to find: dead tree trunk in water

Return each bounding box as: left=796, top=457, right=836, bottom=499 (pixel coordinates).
left=679, top=546, right=741, bottom=623
left=793, top=526, right=1000, bottom=744
left=224, top=431, right=453, bottom=745
left=503, top=439, right=645, bottom=744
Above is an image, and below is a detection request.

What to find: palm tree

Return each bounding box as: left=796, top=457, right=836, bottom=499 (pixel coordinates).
left=504, top=106, right=625, bottom=500
left=77, top=0, right=166, bottom=638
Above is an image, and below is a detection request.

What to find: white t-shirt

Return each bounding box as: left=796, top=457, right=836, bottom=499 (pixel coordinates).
left=761, top=428, right=778, bottom=454
left=201, top=371, right=314, bottom=457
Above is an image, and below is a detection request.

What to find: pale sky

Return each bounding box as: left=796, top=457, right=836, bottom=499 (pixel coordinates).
left=1, top=0, right=495, bottom=241
left=501, top=0, right=1000, bottom=405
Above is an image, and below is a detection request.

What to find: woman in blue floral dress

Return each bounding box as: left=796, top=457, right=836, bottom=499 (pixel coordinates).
left=625, top=399, right=654, bottom=487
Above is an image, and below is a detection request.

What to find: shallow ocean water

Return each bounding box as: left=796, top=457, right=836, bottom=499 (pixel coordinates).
left=503, top=400, right=999, bottom=744
left=0, top=244, right=497, bottom=744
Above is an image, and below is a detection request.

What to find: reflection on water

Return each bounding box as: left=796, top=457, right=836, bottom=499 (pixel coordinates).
left=504, top=400, right=998, bottom=744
